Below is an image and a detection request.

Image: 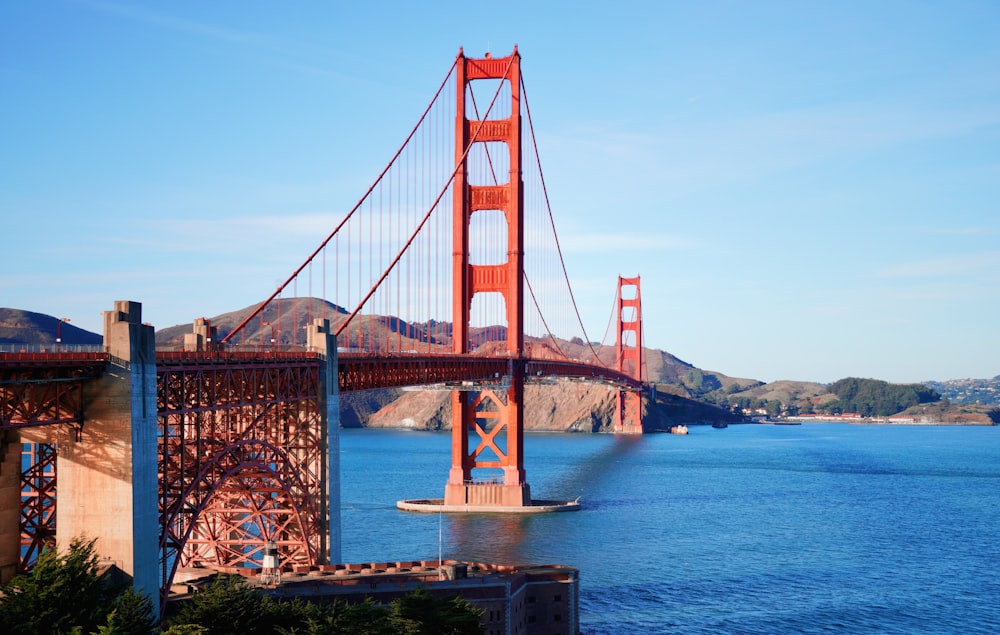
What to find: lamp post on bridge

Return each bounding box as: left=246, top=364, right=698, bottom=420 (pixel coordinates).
left=56, top=317, right=70, bottom=352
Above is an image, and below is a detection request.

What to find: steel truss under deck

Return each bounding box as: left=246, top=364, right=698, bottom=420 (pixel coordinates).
left=19, top=442, right=56, bottom=571
left=156, top=354, right=326, bottom=592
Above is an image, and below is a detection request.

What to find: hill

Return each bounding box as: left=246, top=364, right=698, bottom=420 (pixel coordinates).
left=925, top=377, right=1000, bottom=406
left=152, top=297, right=738, bottom=431
left=153, top=297, right=704, bottom=384
left=0, top=308, right=102, bottom=347
left=7, top=303, right=994, bottom=427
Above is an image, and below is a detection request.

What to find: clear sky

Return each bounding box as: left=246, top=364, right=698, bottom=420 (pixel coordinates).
left=3, top=1, right=998, bottom=384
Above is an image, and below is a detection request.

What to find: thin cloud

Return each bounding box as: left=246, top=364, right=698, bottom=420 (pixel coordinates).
left=561, top=232, right=698, bottom=253
left=910, top=226, right=995, bottom=237
left=77, top=0, right=271, bottom=46
left=877, top=251, right=1000, bottom=279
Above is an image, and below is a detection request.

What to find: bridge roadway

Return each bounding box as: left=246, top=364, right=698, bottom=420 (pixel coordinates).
left=1, top=349, right=642, bottom=408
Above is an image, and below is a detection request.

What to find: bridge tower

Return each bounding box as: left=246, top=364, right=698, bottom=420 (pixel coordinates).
left=615, top=276, right=645, bottom=434
left=444, top=48, right=530, bottom=508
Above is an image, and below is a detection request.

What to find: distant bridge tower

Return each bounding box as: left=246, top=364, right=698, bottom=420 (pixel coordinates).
left=444, top=48, right=531, bottom=508
left=614, top=276, right=644, bottom=434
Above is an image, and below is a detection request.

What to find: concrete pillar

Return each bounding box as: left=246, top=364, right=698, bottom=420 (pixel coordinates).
left=0, top=433, right=21, bottom=583
left=57, top=301, right=159, bottom=612
left=307, top=318, right=341, bottom=564
left=183, top=317, right=217, bottom=352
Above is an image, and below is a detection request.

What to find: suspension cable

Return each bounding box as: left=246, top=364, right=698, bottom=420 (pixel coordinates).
left=521, top=74, right=606, bottom=367
left=335, top=54, right=517, bottom=338
left=222, top=57, right=460, bottom=343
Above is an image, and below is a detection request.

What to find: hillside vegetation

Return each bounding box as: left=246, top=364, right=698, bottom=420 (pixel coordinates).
left=823, top=377, right=940, bottom=417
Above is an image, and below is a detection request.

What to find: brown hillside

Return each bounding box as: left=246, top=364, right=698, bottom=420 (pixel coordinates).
left=733, top=380, right=833, bottom=406
left=151, top=297, right=739, bottom=431
left=0, top=308, right=102, bottom=346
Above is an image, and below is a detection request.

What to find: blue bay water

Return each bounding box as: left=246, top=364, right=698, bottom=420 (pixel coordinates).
left=340, top=424, right=1000, bottom=634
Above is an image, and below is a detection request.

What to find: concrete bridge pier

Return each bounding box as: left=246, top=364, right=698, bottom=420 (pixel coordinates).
left=0, top=435, right=22, bottom=582
left=56, top=301, right=159, bottom=612
left=307, top=318, right=341, bottom=565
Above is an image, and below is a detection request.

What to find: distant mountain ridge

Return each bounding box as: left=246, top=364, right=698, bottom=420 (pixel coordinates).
left=0, top=308, right=102, bottom=347
left=4, top=304, right=996, bottom=425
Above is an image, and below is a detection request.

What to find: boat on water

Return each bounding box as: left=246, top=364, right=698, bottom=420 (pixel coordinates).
left=712, top=422, right=728, bottom=429
left=670, top=425, right=689, bottom=435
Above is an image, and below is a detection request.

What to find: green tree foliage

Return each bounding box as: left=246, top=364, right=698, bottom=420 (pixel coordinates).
left=168, top=577, right=484, bottom=635
left=160, top=626, right=209, bottom=635
left=1, top=540, right=484, bottom=635
left=0, top=537, right=136, bottom=635
left=276, top=598, right=396, bottom=635
left=824, top=377, right=941, bottom=417
left=94, top=587, right=157, bottom=635
left=764, top=400, right=782, bottom=418
left=684, top=369, right=722, bottom=396
left=388, top=587, right=484, bottom=635
left=165, top=575, right=298, bottom=635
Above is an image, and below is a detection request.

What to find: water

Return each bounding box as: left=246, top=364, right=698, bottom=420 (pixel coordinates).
left=340, top=425, right=1000, bottom=634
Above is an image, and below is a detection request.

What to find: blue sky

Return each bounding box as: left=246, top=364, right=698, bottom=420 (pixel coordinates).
left=2, top=1, right=998, bottom=384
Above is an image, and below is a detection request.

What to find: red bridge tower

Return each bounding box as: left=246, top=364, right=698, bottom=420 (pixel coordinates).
left=615, top=276, right=645, bottom=434
left=444, top=48, right=530, bottom=508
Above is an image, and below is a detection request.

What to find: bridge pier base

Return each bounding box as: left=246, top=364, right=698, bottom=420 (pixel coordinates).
left=444, top=482, right=531, bottom=508
left=56, top=301, right=159, bottom=613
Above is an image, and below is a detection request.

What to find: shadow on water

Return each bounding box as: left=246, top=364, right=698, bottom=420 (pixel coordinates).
left=540, top=434, right=645, bottom=505
left=442, top=435, right=648, bottom=564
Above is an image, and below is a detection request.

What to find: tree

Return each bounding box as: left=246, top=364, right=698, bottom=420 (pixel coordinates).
left=94, top=587, right=157, bottom=635
left=827, top=377, right=941, bottom=417
left=389, top=587, right=484, bottom=635
left=165, top=575, right=297, bottom=635
left=0, top=537, right=127, bottom=635
left=165, top=574, right=486, bottom=635
left=765, top=400, right=782, bottom=418
left=161, top=626, right=209, bottom=635
left=276, top=598, right=395, bottom=635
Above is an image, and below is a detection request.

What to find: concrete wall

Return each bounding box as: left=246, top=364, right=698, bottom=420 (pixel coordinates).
left=56, top=301, right=159, bottom=612
left=0, top=435, right=21, bottom=583
left=307, top=318, right=341, bottom=565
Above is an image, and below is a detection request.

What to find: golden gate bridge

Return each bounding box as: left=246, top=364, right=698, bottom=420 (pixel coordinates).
left=0, top=48, right=648, bottom=613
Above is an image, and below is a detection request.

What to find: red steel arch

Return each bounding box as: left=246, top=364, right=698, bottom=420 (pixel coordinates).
left=160, top=438, right=320, bottom=593
left=156, top=353, right=325, bottom=598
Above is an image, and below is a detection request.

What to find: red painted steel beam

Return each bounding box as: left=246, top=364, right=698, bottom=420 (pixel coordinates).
left=157, top=359, right=324, bottom=602
left=337, top=354, right=510, bottom=392
left=19, top=443, right=57, bottom=572
left=525, top=360, right=643, bottom=390
left=0, top=357, right=106, bottom=432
